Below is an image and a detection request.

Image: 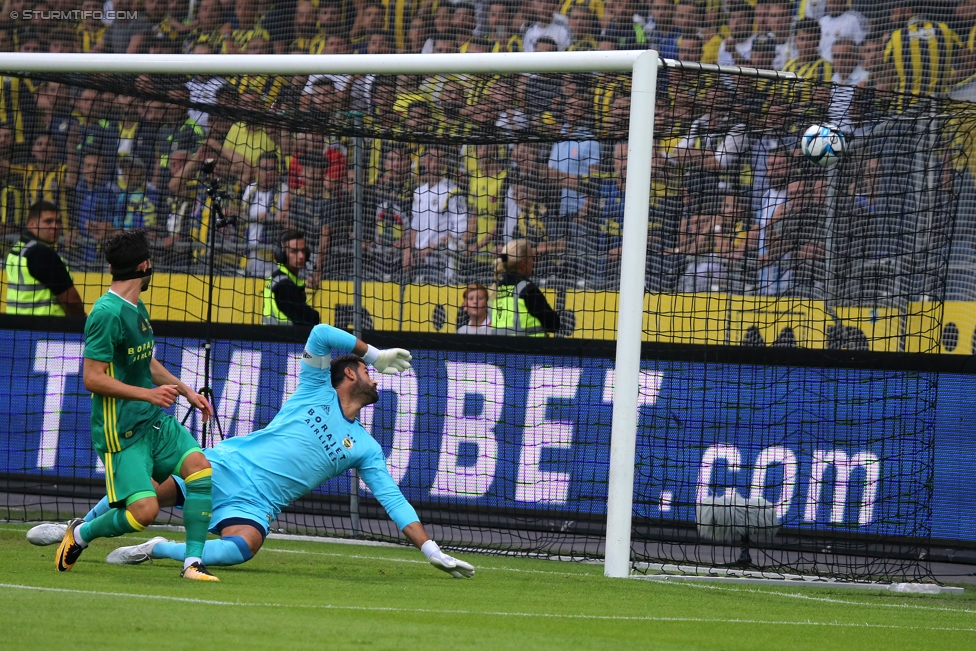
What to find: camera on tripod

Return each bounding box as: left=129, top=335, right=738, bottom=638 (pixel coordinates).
left=200, top=158, right=236, bottom=229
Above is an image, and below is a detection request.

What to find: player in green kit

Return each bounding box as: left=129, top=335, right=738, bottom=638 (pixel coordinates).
left=55, top=229, right=219, bottom=581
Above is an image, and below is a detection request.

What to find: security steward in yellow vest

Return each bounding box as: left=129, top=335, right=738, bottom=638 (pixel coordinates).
left=491, top=242, right=559, bottom=336
left=262, top=229, right=320, bottom=326
left=5, top=200, right=85, bottom=316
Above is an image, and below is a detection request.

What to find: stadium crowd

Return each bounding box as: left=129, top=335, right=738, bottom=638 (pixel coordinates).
left=0, top=0, right=972, bottom=304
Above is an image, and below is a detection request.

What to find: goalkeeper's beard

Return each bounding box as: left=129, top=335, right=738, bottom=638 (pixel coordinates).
left=354, top=377, right=379, bottom=407
left=140, top=273, right=152, bottom=292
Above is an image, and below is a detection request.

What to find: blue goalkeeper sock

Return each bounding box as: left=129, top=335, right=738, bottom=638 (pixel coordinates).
left=84, top=496, right=111, bottom=522
left=153, top=536, right=253, bottom=567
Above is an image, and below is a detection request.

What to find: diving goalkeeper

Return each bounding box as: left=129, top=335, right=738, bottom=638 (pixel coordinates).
left=30, top=324, right=474, bottom=579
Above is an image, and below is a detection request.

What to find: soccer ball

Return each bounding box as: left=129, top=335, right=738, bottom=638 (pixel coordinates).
left=801, top=123, right=845, bottom=166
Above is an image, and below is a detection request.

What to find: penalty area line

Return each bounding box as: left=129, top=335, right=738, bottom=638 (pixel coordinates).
left=1, top=583, right=975, bottom=632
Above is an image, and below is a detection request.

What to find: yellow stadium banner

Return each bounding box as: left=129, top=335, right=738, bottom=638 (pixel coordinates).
left=0, top=271, right=970, bottom=354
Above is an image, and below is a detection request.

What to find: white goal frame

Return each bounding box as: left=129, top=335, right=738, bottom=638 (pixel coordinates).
left=0, top=51, right=790, bottom=579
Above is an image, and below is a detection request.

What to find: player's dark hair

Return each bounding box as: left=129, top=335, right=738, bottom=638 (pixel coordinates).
left=104, top=229, right=152, bottom=272
left=26, top=200, right=59, bottom=223
left=331, top=354, right=365, bottom=388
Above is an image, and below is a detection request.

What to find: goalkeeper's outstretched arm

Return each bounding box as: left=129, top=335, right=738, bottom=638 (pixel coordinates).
left=403, top=521, right=476, bottom=579
left=360, top=456, right=475, bottom=580
left=305, top=323, right=412, bottom=375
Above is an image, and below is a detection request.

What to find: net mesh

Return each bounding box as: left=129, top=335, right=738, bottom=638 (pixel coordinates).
left=2, top=5, right=976, bottom=581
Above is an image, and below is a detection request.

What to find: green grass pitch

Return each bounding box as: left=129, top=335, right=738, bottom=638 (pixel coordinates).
left=1, top=525, right=974, bottom=650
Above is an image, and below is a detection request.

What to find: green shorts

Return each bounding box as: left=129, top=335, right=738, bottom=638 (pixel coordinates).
left=99, top=414, right=201, bottom=508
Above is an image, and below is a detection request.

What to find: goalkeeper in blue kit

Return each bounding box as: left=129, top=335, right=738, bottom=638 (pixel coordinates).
left=30, top=324, right=474, bottom=579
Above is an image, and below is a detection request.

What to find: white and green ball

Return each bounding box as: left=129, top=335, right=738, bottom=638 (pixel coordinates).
left=801, top=123, right=846, bottom=166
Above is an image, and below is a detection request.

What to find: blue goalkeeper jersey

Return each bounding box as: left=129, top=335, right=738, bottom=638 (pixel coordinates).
left=204, top=324, right=419, bottom=530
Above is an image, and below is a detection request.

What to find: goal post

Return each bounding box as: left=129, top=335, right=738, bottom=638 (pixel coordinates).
left=605, top=49, right=657, bottom=579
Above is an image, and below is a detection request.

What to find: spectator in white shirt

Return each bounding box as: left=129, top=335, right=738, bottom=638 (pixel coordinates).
left=751, top=146, right=792, bottom=295
left=242, top=152, right=290, bottom=277
left=456, top=283, right=491, bottom=334
left=185, top=45, right=225, bottom=129
left=818, top=0, right=868, bottom=62
left=403, top=147, right=472, bottom=282
left=670, top=83, right=749, bottom=174
left=303, top=35, right=353, bottom=97
left=523, top=0, right=572, bottom=52
left=718, top=0, right=757, bottom=67
left=829, top=38, right=869, bottom=126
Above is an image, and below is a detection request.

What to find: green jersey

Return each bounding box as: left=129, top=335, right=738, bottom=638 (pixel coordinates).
left=84, top=291, right=161, bottom=453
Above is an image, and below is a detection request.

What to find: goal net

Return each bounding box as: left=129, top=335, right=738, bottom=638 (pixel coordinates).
left=0, top=52, right=970, bottom=583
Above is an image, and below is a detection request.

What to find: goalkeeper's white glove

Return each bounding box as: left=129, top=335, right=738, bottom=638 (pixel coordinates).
left=362, top=345, right=412, bottom=375
left=421, top=540, right=475, bottom=579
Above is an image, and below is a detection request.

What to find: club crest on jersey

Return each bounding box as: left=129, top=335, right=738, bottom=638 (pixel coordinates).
left=342, top=438, right=353, bottom=449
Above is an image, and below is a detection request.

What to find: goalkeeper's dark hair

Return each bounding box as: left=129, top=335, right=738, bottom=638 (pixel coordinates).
left=103, top=229, right=152, bottom=272
left=331, top=354, right=366, bottom=388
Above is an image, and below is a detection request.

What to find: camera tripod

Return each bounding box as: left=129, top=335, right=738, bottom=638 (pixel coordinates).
left=181, top=159, right=235, bottom=446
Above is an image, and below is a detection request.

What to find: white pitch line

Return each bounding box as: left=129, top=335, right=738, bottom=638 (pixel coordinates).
left=654, top=576, right=976, bottom=615
left=1, top=583, right=975, bottom=632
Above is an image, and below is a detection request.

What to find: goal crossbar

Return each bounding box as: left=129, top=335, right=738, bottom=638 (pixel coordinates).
left=0, top=52, right=797, bottom=78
